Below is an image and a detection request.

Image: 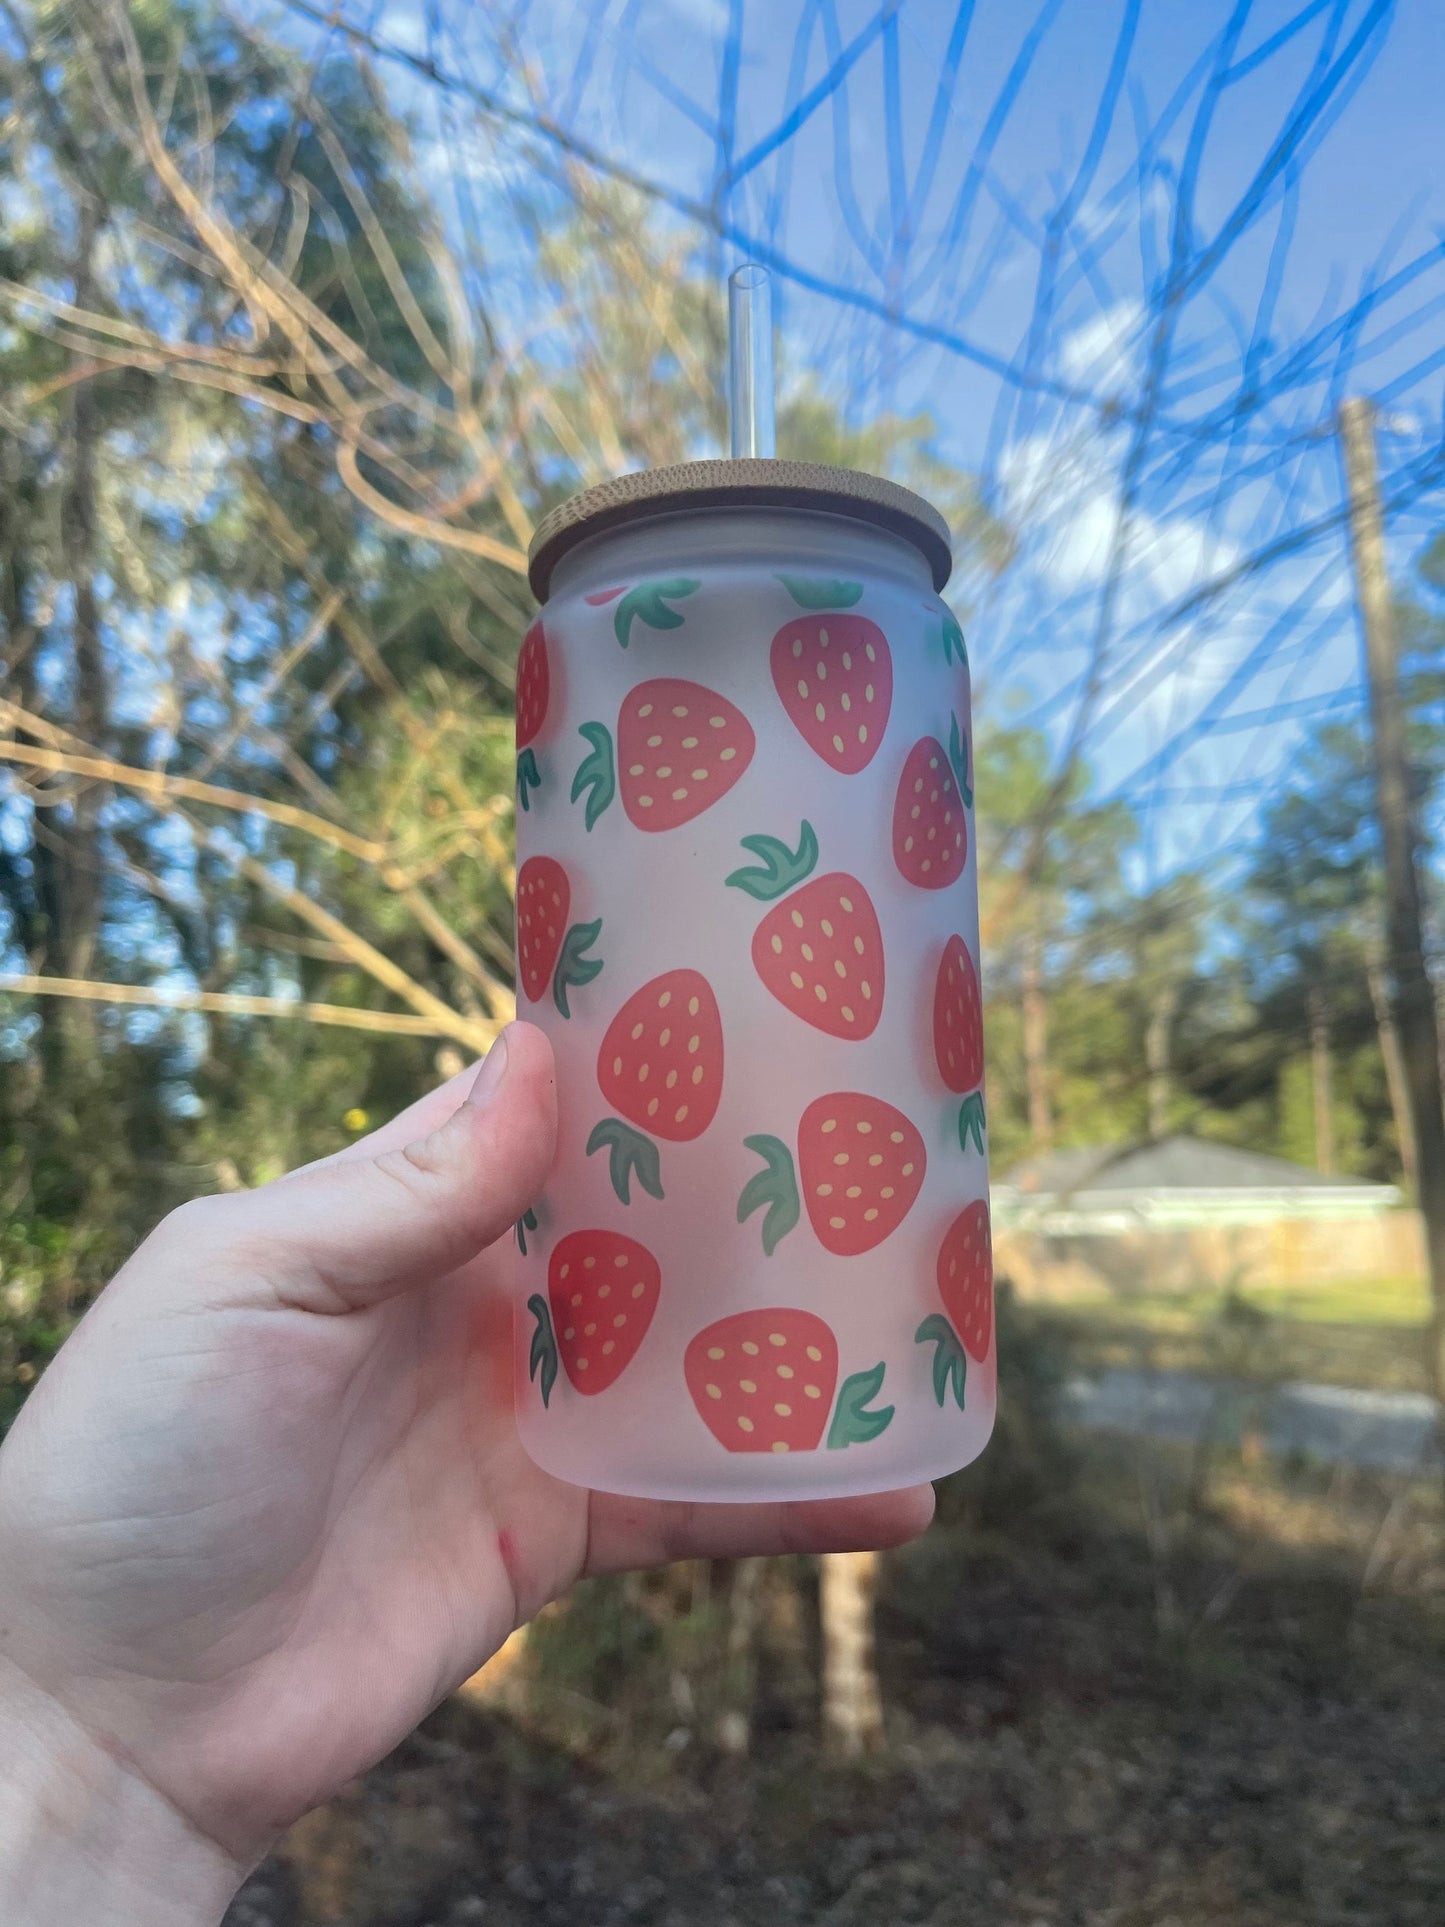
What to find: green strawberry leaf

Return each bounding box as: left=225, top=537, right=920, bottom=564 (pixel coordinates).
left=826, top=1362, right=895, bottom=1449
left=586, top=1117, right=664, bottom=1205
left=724, top=821, right=819, bottom=900
left=516, top=747, right=541, bottom=812
left=940, top=610, right=968, bottom=669
left=737, top=1133, right=800, bottom=1255
left=515, top=1205, right=539, bottom=1256
left=571, top=721, right=616, bottom=831
left=958, top=1091, right=987, bottom=1155
left=553, top=918, right=603, bottom=1020
left=915, top=1313, right=967, bottom=1411
left=948, top=711, right=974, bottom=811
left=615, top=577, right=701, bottom=646
left=778, top=574, right=865, bottom=610
left=528, top=1293, right=558, bottom=1409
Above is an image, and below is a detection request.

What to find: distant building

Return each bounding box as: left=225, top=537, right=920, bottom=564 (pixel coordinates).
left=993, top=1135, right=1416, bottom=1294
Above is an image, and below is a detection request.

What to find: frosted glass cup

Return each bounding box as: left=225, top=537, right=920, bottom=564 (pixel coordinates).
left=513, top=460, right=993, bottom=1502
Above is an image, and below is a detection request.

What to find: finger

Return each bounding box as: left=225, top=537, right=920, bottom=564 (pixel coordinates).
left=189, top=1023, right=555, bottom=1314
left=584, top=1483, right=935, bottom=1576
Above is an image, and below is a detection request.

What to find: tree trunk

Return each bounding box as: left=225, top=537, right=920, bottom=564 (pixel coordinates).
left=819, top=1550, right=884, bottom=1759
left=1308, top=987, right=1334, bottom=1175
left=1145, top=983, right=1179, bottom=1141
left=714, top=1556, right=763, bottom=1757
left=53, top=203, right=109, bottom=1059
left=1339, top=396, right=1445, bottom=1401
left=1021, top=928, right=1053, bottom=1152
left=1365, top=937, right=1418, bottom=1189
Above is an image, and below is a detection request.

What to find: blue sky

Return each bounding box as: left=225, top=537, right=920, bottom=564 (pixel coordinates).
left=323, top=0, right=1445, bottom=880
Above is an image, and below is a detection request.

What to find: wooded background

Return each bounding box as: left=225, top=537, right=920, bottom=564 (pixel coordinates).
left=2, top=5, right=1443, bottom=1920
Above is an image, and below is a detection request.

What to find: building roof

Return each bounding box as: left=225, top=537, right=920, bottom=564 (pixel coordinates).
left=999, top=1135, right=1393, bottom=1200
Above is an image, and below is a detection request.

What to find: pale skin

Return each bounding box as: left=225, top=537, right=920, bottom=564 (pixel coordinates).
left=0, top=1023, right=932, bottom=1925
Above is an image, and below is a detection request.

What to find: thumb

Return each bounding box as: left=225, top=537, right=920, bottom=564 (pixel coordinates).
left=197, top=1023, right=556, bottom=1314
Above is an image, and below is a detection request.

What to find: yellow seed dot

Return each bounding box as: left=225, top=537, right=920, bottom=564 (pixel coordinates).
left=833, top=1151, right=850, bottom=1166
left=564, top=1326, right=576, bottom=1340
left=672, top=705, right=689, bottom=719
left=706, top=1382, right=722, bottom=1399
left=841, top=1006, right=856, bottom=1023
left=890, top=1130, right=904, bottom=1143
left=633, top=1282, right=647, bottom=1298
left=801, top=943, right=815, bottom=963
left=769, top=1333, right=787, bottom=1347
left=688, top=1033, right=701, bottom=1052
left=863, top=1207, right=878, bottom=1222
left=570, top=1291, right=582, bottom=1307
left=720, top=746, right=737, bottom=762
left=777, top=1364, right=795, bottom=1380
left=821, top=1118, right=837, bottom=1134
left=792, top=638, right=803, bottom=658
left=774, top=1403, right=792, bottom=1418
left=816, top=1183, right=834, bottom=1197
left=902, top=1162, right=916, bottom=1176
left=599, top=1284, right=611, bottom=1299
left=692, top=1065, right=704, bottom=1085
left=638, top=704, right=654, bottom=718
left=682, top=735, right=699, bottom=749
left=796, top=678, right=809, bottom=698
left=806, top=1347, right=823, bottom=1361
left=692, top=768, right=708, bottom=781
left=577, top=1357, right=590, bottom=1371
left=880, top=1186, right=895, bottom=1200
left=647, top=1098, right=659, bottom=1117
left=666, top=1069, right=678, bottom=1089
left=772, top=1441, right=791, bottom=1454
left=832, top=734, right=845, bottom=753
left=560, top=1263, right=571, bottom=1280
left=672, top=787, right=688, bottom=801
left=741, top=1378, right=757, bottom=1394
left=628, top=763, right=645, bottom=777
left=868, top=1153, right=883, bottom=1167
left=856, top=1121, right=872, bottom=1135
left=841, top=693, right=852, bottom=712
left=829, top=1215, right=846, bottom=1229
left=742, top=1341, right=759, bottom=1356
left=771, top=934, right=784, bottom=955
left=862, top=981, right=874, bottom=1000
left=865, top=643, right=876, bottom=662
left=846, top=1186, right=862, bottom=1199
left=638, top=795, right=654, bottom=807
left=647, top=733, right=663, bottom=747
left=674, top=1105, right=689, bottom=1124
left=833, top=960, right=847, bottom=979
left=688, top=997, right=699, bottom=1016
left=790, top=909, right=804, bottom=928
left=602, top=1340, right=615, bottom=1355
left=710, top=715, right=726, bottom=730
left=738, top=1416, right=755, bottom=1434
left=614, top=1254, right=628, bottom=1268
left=584, top=1321, right=596, bottom=1336
left=613, top=1314, right=627, bottom=1328
left=816, top=703, right=827, bottom=724
left=790, top=970, right=804, bottom=991
left=804, top=1384, right=822, bottom=1399
left=707, top=1346, right=725, bottom=1360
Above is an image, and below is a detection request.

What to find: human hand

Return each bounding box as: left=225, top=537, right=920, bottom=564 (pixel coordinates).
left=0, top=1023, right=932, bottom=1924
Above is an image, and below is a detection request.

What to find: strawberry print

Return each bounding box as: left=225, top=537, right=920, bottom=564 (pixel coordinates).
left=585, top=587, right=627, bottom=606
left=613, top=577, right=700, bottom=647
left=528, top=1229, right=661, bottom=1403
left=934, top=935, right=986, bottom=1152
left=916, top=1201, right=993, bottom=1410
left=685, top=1309, right=893, bottom=1454
left=726, top=820, right=884, bottom=1040
left=892, top=735, right=968, bottom=888
left=571, top=679, right=755, bottom=833
left=515, top=856, right=603, bottom=1017
left=739, top=1092, right=926, bottom=1258
left=515, top=619, right=550, bottom=811
left=589, top=970, right=724, bottom=1204
left=770, top=578, right=892, bottom=775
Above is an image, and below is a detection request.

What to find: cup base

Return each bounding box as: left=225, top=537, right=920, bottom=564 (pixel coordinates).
left=516, top=1417, right=994, bottom=1506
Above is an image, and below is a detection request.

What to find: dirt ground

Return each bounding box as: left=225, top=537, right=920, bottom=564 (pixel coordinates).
left=225, top=1434, right=1445, bottom=1927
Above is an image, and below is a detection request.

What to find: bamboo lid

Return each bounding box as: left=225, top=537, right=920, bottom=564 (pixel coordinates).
left=528, top=458, right=953, bottom=601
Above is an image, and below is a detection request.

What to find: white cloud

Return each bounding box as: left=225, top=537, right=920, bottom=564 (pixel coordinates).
left=1057, top=298, right=1144, bottom=394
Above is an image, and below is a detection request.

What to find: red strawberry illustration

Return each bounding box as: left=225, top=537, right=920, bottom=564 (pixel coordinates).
left=571, top=679, right=755, bottom=833
left=739, top=1093, right=926, bottom=1259
left=527, top=1229, right=660, bottom=1402
left=893, top=733, right=968, bottom=888
left=585, top=586, right=627, bottom=606
left=726, top=820, right=884, bottom=1040
left=770, top=577, right=892, bottom=775
left=588, top=969, right=724, bottom=1204
left=515, top=619, right=550, bottom=811
left=916, top=1201, right=993, bottom=1409
left=515, top=856, right=603, bottom=1017
left=933, top=935, right=987, bottom=1152
left=684, top=1309, right=893, bottom=1454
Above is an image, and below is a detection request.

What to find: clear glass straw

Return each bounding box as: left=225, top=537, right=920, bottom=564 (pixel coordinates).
left=728, top=264, right=775, bottom=459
